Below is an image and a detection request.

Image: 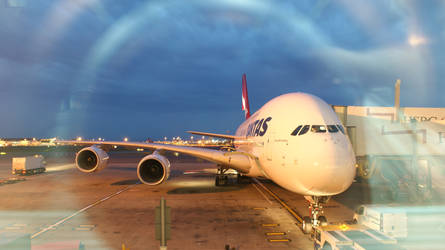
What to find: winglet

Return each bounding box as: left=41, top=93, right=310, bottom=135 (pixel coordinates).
left=242, top=73, right=251, bottom=119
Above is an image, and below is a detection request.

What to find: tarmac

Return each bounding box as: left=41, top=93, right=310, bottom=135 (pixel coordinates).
left=1, top=150, right=445, bottom=249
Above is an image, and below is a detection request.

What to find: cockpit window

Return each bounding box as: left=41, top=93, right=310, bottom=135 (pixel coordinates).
left=311, top=125, right=326, bottom=133
left=291, top=125, right=302, bottom=136
left=337, top=124, right=345, bottom=134
left=298, top=125, right=310, bottom=135
left=327, top=125, right=338, bottom=133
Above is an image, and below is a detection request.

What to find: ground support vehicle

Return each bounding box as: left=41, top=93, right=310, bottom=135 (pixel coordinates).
left=12, top=155, right=46, bottom=175
left=353, top=205, right=407, bottom=238
left=313, top=224, right=399, bottom=250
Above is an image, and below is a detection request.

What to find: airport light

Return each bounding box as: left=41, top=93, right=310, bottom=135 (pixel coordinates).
left=124, top=137, right=128, bottom=142
left=77, top=137, right=82, bottom=141
left=408, top=34, right=427, bottom=47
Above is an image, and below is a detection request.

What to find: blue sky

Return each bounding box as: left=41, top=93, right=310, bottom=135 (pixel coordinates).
left=1, top=0, right=444, bottom=140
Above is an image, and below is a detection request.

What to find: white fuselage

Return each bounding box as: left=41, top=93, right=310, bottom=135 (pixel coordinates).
left=234, top=93, right=356, bottom=197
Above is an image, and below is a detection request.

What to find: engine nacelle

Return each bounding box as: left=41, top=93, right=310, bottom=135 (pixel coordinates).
left=137, top=152, right=170, bottom=185
left=75, top=146, right=109, bottom=173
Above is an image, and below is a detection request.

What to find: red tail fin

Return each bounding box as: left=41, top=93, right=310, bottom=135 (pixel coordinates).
left=241, top=73, right=251, bottom=119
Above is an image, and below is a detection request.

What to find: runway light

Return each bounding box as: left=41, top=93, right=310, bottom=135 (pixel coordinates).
left=77, top=137, right=82, bottom=141
left=123, top=137, right=128, bottom=142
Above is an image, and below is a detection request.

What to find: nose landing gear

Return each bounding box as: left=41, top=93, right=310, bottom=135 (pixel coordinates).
left=302, top=196, right=330, bottom=234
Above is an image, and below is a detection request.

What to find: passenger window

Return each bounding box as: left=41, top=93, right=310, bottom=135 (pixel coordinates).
left=311, top=125, right=327, bottom=133
left=298, top=125, right=310, bottom=135
left=327, top=125, right=338, bottom=133
left=291, top=125, right=302, bottom=136
left=337, top=125, right=345, bottom=134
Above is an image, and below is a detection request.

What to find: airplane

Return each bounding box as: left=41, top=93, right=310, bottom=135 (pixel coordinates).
left=58, top=74, right=356, bottom=233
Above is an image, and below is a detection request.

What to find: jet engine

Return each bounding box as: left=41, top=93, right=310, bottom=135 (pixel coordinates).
left=137, top=152, right=170, bottom=185
left=75, top=146, right=109, bottom=173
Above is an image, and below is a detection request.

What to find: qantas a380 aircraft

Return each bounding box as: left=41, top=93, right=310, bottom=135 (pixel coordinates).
left=59, top=74, right=356, bottom=233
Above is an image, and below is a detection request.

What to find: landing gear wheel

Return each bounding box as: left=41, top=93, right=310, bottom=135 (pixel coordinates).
left=215, top=166, right=230, bottom=186
left=318, top=216, right=328, bottom=227
left=215, top=174, right=227, bottom=186
left=302, top=216, right=312, bottom=234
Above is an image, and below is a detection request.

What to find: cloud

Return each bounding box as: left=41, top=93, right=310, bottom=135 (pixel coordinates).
left=1, top=0, right=444, bottom=139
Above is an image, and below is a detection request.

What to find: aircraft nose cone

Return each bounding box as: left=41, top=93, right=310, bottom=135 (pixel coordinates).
left=300, top=140, right=356, bottom=196
left=326, top=157, right=356, bottom=193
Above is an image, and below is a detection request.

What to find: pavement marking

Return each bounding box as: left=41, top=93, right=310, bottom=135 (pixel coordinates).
left=268, top=238, right=290, bottom=242
left=4, top=223, right=27, bottom=230
left=252, top=182, right=273, bottom=204
left=31, top=183, right=138, bottom=239
left=79, top=224, right=96, bottom=228
left=266, top=232, right=286, bottom=236
left=262, top=223, right=279, bottom=227
left=74, top=224, right=96, bottom=231
left=252, top=178, right=303, bottom=224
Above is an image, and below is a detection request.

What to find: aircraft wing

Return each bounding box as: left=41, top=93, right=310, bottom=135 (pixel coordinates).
left=57, top=140, right=252, bottom=173
left=186, top=131, right=244, bottom=140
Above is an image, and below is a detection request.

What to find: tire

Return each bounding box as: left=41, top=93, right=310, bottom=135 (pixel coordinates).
left=318, top=216, right=328, bottom=227
left=302, top=216, right=312, bottom=234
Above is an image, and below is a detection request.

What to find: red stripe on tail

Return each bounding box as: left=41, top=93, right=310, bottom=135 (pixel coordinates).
left=242, top=73, right=251, bottom=119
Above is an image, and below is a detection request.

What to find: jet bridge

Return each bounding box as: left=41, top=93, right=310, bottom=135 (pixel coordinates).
left=332, top=81, right=445, bottom=202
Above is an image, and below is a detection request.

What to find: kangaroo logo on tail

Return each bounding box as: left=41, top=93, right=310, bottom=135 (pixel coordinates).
left=242, top=73, right=251, bottom=120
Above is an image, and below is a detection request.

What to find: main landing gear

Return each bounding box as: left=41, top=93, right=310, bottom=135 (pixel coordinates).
left=302, top=196, right=330, bottom=234
left=215, top=166, right=241, bottom=186
left=215, top=167, right=229, bottom=186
